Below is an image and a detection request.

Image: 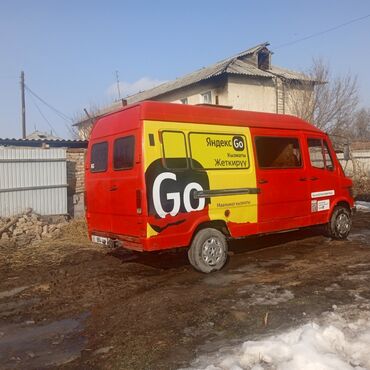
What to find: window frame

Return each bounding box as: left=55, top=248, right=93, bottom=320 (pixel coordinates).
left=254, top=136, right=303, bottom=170
left=113, top=135, right=135, bottom=171
left=161, top=130, right=189, bottom=171
left=200, top=91, right=212, bottom=104
left=323, top=140, right=335, bottom=171
left=90, top=141, right=109, bottom=173
left=307, top=137, right=335, bottom=171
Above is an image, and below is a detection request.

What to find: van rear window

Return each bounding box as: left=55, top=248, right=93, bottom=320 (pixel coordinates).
left=90, top=142, right=108, bottom=172
left=255, top=137, right=302, bottom=169
left=114, top=136, right=135, bottom=170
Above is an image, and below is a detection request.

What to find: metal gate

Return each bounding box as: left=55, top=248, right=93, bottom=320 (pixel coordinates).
left=0, top=146, right=67, bottom=217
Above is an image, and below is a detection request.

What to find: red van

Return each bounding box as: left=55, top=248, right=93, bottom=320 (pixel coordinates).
left=85, top=101, right=354, bottom=272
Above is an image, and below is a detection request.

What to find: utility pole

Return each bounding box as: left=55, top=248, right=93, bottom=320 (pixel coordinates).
left=20, top=71, right=26, bottom=138
left=115, top=70, right=121, bottom=100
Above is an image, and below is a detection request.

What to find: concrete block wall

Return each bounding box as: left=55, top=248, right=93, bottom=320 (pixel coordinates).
left=66, top=148, right=86, bottom=217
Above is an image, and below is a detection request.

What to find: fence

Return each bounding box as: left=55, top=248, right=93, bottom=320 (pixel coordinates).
left=0, top=146, right=67, bottom=217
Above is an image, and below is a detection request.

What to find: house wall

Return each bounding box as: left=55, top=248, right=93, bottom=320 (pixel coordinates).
left=227, top=75, right=277, bottom=112
left=75, top=76, right=315, bottom=139
left=152, top=77, right=229, bottom=106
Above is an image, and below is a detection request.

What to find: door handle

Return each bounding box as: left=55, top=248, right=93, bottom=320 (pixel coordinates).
left=258, top=179, right=268, bottom=184
left=299, top=177, right=307, bottom=181
left=109, top=185, right=119, bottom=191
left=310, top=177, right=319, bottom=181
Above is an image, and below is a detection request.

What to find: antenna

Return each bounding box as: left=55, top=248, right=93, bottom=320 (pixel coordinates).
left=115, top=70, right=121, bottom=100
left=20, top=71, right=26, bottom=138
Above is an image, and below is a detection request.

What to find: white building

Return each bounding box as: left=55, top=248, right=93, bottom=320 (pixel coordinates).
left=75, top=42, right=316, bottom=139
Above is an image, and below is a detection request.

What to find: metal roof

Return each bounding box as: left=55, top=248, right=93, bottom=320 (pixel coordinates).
left=124, top=42, right=315, bottom=104
left=0, top=138, right=88, bottom=148
left=74, top=42, right=317, bottom=126
left=26, top=130, right=63, bottom=141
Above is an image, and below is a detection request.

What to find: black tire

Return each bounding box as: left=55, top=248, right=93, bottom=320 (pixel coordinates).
left=188, top=228, right=228, bottom=273
left=326, top=205, right=352, bottom=240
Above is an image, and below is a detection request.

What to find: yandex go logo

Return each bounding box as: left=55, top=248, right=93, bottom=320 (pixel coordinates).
left=232, top=136, right=245, bottom=151
left=145, top=158, right=210, bottom=220
left=152, top=172, right=205, bottom=218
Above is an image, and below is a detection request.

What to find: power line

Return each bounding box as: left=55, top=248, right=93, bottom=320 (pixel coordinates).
left=24, top=85, right=73, bottom=123
left=27, top=92, right=59, bottom=136
left=24, top=84, right=76, bottom=137
left=275, top=13, right=370, bottom=49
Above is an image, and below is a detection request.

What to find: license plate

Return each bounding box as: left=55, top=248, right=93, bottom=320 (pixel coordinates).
left=92, top=235, right=110, bottom=245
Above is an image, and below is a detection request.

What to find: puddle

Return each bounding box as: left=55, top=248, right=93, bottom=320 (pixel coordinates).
left=0, top=312, right=89, bottom=369
left=0, top=286, right=29, bottom=300
left=347, top=229, right=370, bottom=243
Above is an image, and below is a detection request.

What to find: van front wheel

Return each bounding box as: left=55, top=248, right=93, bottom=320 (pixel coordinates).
left=188, top=228, right=228, bottom=273
left=326, top=205, right=352, bottom=240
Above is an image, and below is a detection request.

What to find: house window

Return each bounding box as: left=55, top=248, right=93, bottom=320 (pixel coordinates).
left=201, top=91, right=212, bottom=104
left=255, top=137, right=302, bottom=168
left=258, top=49, right=271, bottom=70
left=180, top=97, right=188, bottom=104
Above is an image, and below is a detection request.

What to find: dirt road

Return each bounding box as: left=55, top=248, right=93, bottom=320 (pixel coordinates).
left=0, top=212, right=369, bottom=369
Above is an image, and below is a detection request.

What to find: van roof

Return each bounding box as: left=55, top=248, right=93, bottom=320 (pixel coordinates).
left=92, top=101, right=322, bottom=138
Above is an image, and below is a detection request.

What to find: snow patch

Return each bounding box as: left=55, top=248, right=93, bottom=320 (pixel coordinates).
left=355, top=201, right=370, bottom=212
left=237, top=284, right=294, bottom=306
left=186, top=309, right=370, bottom=370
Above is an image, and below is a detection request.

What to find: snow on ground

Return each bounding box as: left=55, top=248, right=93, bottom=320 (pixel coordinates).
left=186, top=306, right=370, bottom=370
left=356, top=201, right=370, bottom=212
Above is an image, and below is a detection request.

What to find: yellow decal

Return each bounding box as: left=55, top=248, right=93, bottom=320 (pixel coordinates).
left=189, top=132, right=249, bottom=169
left=143, top=120, right=258, bottom=236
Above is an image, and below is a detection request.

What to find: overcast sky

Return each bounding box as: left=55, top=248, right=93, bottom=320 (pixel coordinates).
left=0, top=0, right=369, bottom=139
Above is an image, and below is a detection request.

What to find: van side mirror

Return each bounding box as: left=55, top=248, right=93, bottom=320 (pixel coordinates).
left=343, top=144, right=350, bottom=161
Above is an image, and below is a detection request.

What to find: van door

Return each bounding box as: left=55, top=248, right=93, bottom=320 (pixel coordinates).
left=110, top=131, right=144, bottom=238
left=87, top=140, right=112, bottom=233
left=305, top=136, right=338, bottom=225
left=253, top=131, right=311, bottom=232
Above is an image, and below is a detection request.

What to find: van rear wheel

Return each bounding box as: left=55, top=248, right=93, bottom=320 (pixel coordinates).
left=326, top=205, right=352, bottom=240
left=188, top=228, right=228, bottom=273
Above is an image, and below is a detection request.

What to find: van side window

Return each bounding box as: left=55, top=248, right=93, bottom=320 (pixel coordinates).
left=113, top=136, right=135, bottom=170
left=90, top=142, right=108, bottom=172
left=323, top=141, right=334, bottom=171
left=162, top=131, right=188, bottom=169
left=308, top=138, right=334, bottom=170
left=255, top=137, right=302, bottom=168
left=308, top=139, right=325, bottom=169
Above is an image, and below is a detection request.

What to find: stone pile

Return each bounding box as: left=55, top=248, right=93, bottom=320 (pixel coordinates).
left=0, top=209, right=68, bottom=247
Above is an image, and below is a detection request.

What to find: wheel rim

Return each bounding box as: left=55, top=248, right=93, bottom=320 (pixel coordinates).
left=336, top=213, right=350, bottom=236
left=201, top=237, right=224, bottom=266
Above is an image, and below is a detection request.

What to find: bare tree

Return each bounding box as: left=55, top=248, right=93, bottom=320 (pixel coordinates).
left=71, top=103, right=104, bottom=140
left=351, top=108, right=370, bottom=140
left=287, top=59, right=359, bottom=134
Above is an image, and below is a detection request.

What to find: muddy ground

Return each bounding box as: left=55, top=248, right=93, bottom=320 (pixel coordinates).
left=0, top=212, right=369, bottom=370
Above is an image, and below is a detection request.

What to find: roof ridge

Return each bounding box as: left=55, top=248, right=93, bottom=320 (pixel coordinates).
left=123, top=42, right=270, bottom=101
